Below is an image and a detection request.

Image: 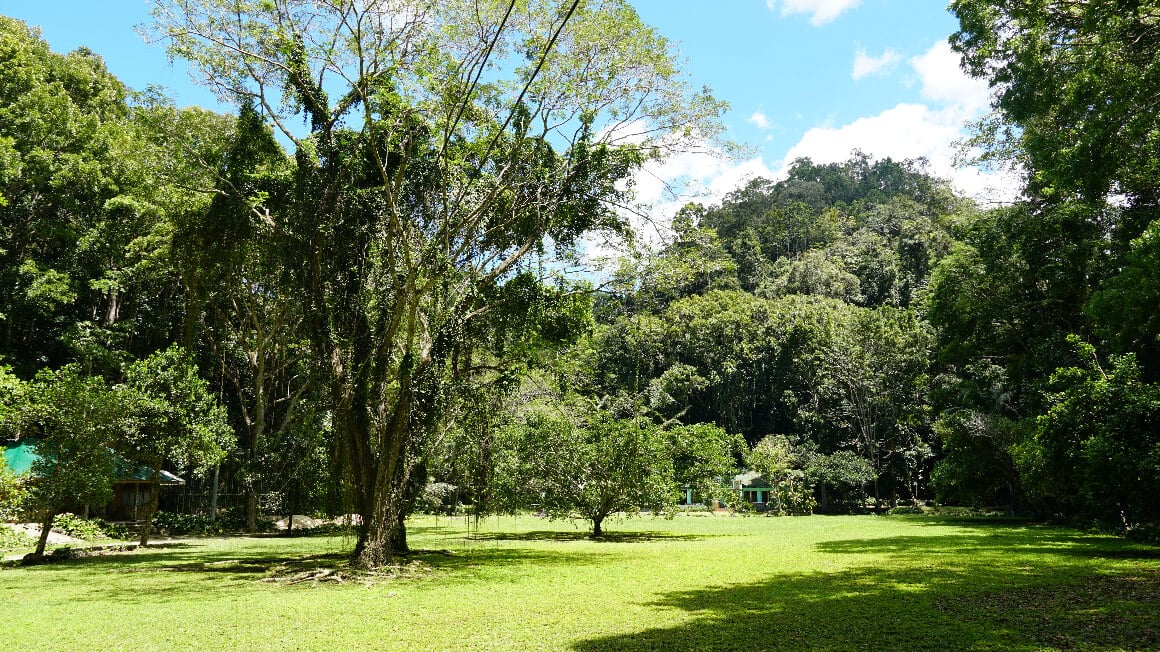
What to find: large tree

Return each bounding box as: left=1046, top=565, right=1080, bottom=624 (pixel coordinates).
left=951, top=0, right=1160, bottom=208
left=149, top=0, right=724, bottom=567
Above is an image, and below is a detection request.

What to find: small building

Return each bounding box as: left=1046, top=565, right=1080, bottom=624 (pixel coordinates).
left=732, top=470, right=774, bottom=508
left=678, top=471, right=776, bottom=510
left=2, top=439, right=184, bottom=521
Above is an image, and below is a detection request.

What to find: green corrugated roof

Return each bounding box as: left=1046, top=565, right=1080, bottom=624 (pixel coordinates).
left=1, top=439, right=183, bottom=485
left=2, top=439, right=37, bottom=475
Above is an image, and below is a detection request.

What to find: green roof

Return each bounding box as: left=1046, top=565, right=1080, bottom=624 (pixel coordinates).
left=2, top=439, right=184, bottom=485
left=2, top=439, right=37, bottom=475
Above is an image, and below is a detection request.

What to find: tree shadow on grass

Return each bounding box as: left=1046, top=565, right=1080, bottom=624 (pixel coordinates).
left=573, top=527, right=1160, bottom=652
left=12, top=537, right=612, bottom=604
left=466, top=530, right=706, bottom=544
left=817, top=533, right=1160, bottom=561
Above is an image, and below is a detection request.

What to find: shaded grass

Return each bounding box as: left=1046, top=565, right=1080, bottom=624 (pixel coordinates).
left=1, top=515, right=1157, bottom=650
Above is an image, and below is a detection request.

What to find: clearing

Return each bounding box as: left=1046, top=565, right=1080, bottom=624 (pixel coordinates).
left=2, top=514, right=1157, bottom=650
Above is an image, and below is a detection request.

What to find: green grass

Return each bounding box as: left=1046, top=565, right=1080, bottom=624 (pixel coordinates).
left=2, top=514, right=1158, bottom=650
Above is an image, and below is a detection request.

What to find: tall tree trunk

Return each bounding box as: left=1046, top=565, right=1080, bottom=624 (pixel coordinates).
left=138, top=472, right=161, bottom=546
left=347, top=352, right=423, bottom=568
left=353, top=431, right=414, bottom=568
left=245, top=491, right=259, bottom=532
left=34, top=511, right=56, bottom=556
left=209, top=465, right=219, bottom=522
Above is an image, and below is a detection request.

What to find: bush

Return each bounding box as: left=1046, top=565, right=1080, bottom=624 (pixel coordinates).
left=418, top=482, right=458, bottom=515
left=886, top=506, right=925, bottom=515
left=0, top=458, right=26, bottom=522
left=96, top=520, right=132, bottom=540
left=49, top=545, right=78, bottom=560
left=0, top=525, right=36, bottom=551
left=150, top=511, right=220, bottom=535
left=52, top=513, right=108, bottom=540
left=1125, top=524, right=1160, bottom=546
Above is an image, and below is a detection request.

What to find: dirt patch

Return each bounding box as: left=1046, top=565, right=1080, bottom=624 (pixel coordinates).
left=5, top=522, right=85, bottom=545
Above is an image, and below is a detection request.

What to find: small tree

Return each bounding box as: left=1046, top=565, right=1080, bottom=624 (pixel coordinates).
left=496, top=409, right=676, bottom=537
left=119, top=345, right=232, bottom=545
left=804, top=449, right=875, bottom=513
left=8, top=366, right=120, bottom=556
left=667, top=422, right=742, bottom=507
left=747, top=435, right=815, bottom=516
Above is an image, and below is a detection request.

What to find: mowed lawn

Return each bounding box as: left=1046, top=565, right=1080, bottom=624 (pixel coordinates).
left=3, top=514, right=1158, bottom=651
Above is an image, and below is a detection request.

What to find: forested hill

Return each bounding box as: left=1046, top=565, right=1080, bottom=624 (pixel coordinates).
left=567, top=144, right=1159, bottom=526
left=574, top=155, right=959, bottom=507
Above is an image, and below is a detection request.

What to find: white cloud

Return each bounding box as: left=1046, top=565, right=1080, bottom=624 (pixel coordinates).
left=630, top=147, right=775, bottom=245
left=589, top=41, right=1017, bottom=272
left=910, top=41, right=991, bottom=115
left=852, top=48, right=901, bottom=80
left=582, top=144, right=776, bottom=267
left=775, top=41, right=1016, bottom=203
left=766, top=0, right=861, bottom=26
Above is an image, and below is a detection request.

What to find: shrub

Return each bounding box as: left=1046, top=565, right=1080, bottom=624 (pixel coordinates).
left=49, top=545, right=78, bottom=560
left=96, top=520, right=132, bottom=540
left=0, top=457, right=26, bottom=522
left=1125, top=524, right=1160, bottom=546
left=0, top=525, right=36, bottom=551
left=418, top=482, right=458, bottom=515
left=887, top=506, right=925, bottom=515
left=52, top=513, right=108, bottom=540
left=150, top=511, right=220, bottom=535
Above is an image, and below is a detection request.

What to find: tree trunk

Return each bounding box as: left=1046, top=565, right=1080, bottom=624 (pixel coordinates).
left=591, top=516, right=604, bottom=538
left=353, top=452, right=413, bottom=568
left=209, top=465, right=219, bottom=522
left=246, top=490, right=259, bottom=532
left=34, top=511, right=56, bottom=556
left=138, top=475, right=160, bottom=546
left=346, top=358, right=421, bottom=568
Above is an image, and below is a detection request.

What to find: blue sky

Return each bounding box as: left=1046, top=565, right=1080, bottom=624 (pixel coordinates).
left=0, top=0, right=1016, bottom=216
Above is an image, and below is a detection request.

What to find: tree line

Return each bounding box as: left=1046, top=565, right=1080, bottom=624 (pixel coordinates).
left=2, top=0, right=1159, bottom=567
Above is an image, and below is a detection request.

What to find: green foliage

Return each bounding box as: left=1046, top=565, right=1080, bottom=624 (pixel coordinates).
left=0, top=16, right=181, bottom=377
left=930, top=409, right=1025, bottom=509
left=1016, top=340, right=1160, bottom=526
left=9, top=365, right=121, bottom=552
left=0, top=448, right=25, bottom=521
left=150, top=511, right=220, bottom=536
left=760, top=249, right=862, bottom=304
left=494, top=406, right=677, bottom=536
left=666, top=423, right=743, bottom=506
left=1088, top=218, right=1160, bottom=376
left=951, top=0, right=1160, bottom=204
left=46, top=545, right=80, bottom=560
left=804, top=449, right=875, bottom=513
left=746, top=436, right=816, bottom=516
left=119, top=344, right=232, bottom=475
left=417, top=482, right=459, bottom=516
left=51, top=513, right=110, bottom=541
left=0, top=524, right=35, bottom=551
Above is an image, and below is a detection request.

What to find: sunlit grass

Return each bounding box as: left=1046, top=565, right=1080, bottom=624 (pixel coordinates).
left=2, top=514, right=1157, bottom=650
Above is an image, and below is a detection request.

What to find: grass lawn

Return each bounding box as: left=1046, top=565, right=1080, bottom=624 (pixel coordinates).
left=2, top=514, right=1158, bottom=651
